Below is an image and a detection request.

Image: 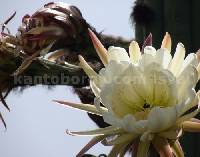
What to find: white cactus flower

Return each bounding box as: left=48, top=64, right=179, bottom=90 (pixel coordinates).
left=55, top=31, right=200, bottom=157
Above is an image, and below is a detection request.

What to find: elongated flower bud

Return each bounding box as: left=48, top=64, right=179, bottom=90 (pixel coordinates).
left=17, top=2, right=91, bottom=55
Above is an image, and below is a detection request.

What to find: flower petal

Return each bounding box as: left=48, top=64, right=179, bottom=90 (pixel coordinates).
left=182, top=121, right=200, bottom=132
left=158, top=128, right=182, bottom=140
left=121, top=114, right=148, bottom=134
left=119, top=142, right=131, bottom=157
left=98, top=60, right=129, bottom=89
left=155, top=48, right=172, bottom=69
left=79, top=55, right=98, bottom=81
left=129, top=41, right=141, bottom=63
left=90, top=80, right=100, bottom=97
left=136, top=140, right=150, bottom=157
left=177, top=65, right=198, bottom=104
left=153, top=137, right=173, bottom=157
left=139, top=46, right=157, bottom=68
left=169, top=43, right=185, bottom=76
left=88, top=29, right=108, bottom=66
left=143, top=63, right=177, bottom=106
left=108, top=143, right=125, bottom=157
left=102, top=133, right=136, bottom=146
left=107, top=46, right=130, bottom=62
left=147, top=106, right=177, bottom=132
left=176, top=91, right=199, bottom=121
left=67, top=126, right=123, bottom=136
left=144, top=46, right=156, bottom=55
left=102, top=111, right=123, bottom=127
left=76, top=135, right=106, bottom=157
left=142, top=33, right=152, bottom=52
left=54, top=100, right=107, bottom=116
left=100, top=79, right=143, bottom=117
left=171, top=140, right=184, bottom=157
left=161, top=32, right=172, bottom=52
left=179, top=53, right=198, bottom=75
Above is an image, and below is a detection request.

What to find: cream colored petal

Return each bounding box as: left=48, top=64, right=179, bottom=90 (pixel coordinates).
left=125, top=64, right=148, bottom=102
left=176, top=95, right=199, bottom=124
left=155, top=48, right=172, bottom=69
left=102, top=112, right=123, bottom=127
left=98, top=60, right=129, bottom=89
left=99, top=82, right=116, bottom=111
left=139, top=46, right=157, bottom=68
left=113, top=65, right=146, bottom=110
left=100, top=82, right=142, bottom=117
left=147, top=106, right=177, bottom=133
left=129, top=41, right=141, bottom=63
left=100, top=83, right=137, bottom=117
left=103, top=64, right=147, bottom=108
left=168, top=43, right=185, bottom=76
left=179, top=53, right=198, bottom=75
left=177, top=65, right=198, bottom=103
left=102, top=111, right=147, bottom=134
left=144, top=46, right=156, bottom=55
left=104, top=64, right=147, bottom=112
left=99, top=64, right=145, bottom=117
left=90, top=80, right=100, bottom=97
left=124, top=118, right=148, bottom=134
left=102, top=111, right=146, bottom=135
left=177, top=89, right=197, bottom=117
left=107, top=46, right=130, bottom=62
left=144, top=63, right=177, bottom=106
left=197, top=63, right=200, bottom=79
left=94, top=97, right=108, bottom=114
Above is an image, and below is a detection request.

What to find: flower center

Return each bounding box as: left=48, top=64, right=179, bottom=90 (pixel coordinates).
left=143, top=103, right=151, bottom=109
